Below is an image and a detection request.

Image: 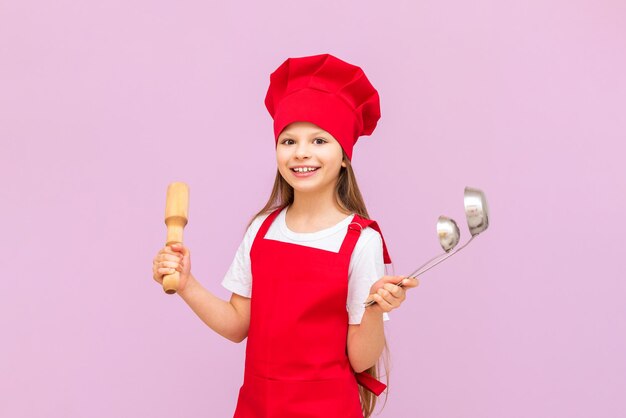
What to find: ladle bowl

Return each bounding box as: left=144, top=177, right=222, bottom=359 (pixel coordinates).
left=437, top=216, right=460, bottom=252
left=464, top=186, right=489, bottom=236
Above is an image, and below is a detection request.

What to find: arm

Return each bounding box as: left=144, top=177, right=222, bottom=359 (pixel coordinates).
left=178, top=273, right=251, bottom=343
left=347, top=275, right=420, bottom=372
left=347, top=308, right=386, bottom=373
left=345, top=230, right=387, bottom=373
left=176, top=215, right=259, bottom=343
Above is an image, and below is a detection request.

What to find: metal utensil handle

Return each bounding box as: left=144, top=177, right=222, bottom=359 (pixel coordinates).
left=407, top=234, right=476, bottom=278
left=405, top=252, right=449, bottom=279
left=363, top=235, right=477, bottom=308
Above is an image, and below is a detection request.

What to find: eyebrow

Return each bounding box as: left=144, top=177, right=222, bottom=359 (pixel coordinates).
left=279, top=131, right=328, bottom=138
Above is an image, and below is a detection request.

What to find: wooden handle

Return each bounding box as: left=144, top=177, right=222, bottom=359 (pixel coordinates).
left=163, top=182, right=189, bottom=294
left=162, top=270, right=180, bottom=295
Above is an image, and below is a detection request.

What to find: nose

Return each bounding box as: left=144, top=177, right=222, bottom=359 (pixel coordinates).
left=294, top=141, right=311, bottom=159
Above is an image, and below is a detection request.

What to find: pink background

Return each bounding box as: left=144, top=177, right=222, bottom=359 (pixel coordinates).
left=1, top=1, right=625, bottom=417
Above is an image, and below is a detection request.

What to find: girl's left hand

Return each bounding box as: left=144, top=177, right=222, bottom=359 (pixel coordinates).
left=364, top=275, right=419, bottom=314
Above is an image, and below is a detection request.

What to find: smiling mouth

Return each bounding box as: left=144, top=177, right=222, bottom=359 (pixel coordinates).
left=291, top=167, right=320, bottom=173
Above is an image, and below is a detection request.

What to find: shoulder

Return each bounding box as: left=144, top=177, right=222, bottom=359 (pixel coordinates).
left=353, top=215, right=392, bottom=265
left=350, top=226, right=384, bottom=274
left=354, top=224, right=383, bottom=254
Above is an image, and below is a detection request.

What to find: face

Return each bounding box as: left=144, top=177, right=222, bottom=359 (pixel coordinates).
left=276, top=121, right=347, bottom=195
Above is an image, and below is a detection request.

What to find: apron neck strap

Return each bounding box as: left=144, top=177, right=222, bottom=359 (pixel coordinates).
left=256, top=208, right=392, bottom=265
left=347, top=215, right=392, bottom=264
left=253, top=206, right=283, bottom=244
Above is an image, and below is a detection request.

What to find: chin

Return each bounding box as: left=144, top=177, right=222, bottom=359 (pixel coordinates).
left=290, top=182, right=315, bottom=192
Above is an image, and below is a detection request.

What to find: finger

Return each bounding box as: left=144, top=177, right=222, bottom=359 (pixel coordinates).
left=381, top=275, right=404, bottom=284
left=158, top=267, right=177, bottom=275
left=373, top=292, right=394, bottom=311
left=377, top=288, right=399, bottom=307
left=394, top=277, right=417, bottom=288
left=160, top=253, right=183, bottom=262
left=160, top=247, right=179, bottom=257
left=160, top=260, right=181, bottom=270
left=169, top=245, right=184, bottom=253
left=383, top=283, right=404, bottom=298
left=171, top=243, right=187, bottom=255
left=401, top=277, right=420, bottom=289
left=154, top=268, right=167, bottom=280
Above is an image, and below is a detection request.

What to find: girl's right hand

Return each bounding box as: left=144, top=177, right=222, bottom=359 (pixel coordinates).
left=152, top=243, right=192, bottom=291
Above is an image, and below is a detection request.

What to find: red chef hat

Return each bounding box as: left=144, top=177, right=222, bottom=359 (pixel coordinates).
left=264, top=53, right=381, bottom=160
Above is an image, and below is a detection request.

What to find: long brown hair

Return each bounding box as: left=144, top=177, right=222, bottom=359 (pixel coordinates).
left=247, top=151, right=391, bottom=417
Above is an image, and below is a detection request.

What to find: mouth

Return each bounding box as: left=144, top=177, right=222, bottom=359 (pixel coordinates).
left=290, top=166, right=320, bottom=177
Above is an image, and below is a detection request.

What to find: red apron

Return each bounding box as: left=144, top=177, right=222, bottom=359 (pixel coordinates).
left=233, top=207, right=392, bottom=418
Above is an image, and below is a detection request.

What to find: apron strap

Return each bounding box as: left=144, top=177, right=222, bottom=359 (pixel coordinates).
left=342, top=214, right=392, bottom=396
left=363, top=218, right=392, bottom=264
left=340, top=215, right=392, bottom=264
left=253, top=206, right=284, bottom=245
left=354, top=370, right=387, bottom=396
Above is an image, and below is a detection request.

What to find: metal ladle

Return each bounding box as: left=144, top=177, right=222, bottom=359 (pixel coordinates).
left=364, top=186, right=489, bottom=307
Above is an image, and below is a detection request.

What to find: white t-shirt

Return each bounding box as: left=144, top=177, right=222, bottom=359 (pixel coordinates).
left=221, top=206, right=390, bottom=324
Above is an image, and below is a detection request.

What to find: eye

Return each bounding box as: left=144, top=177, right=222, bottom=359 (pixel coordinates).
left=314, top=137, right=327, bottom=144
left=280, top=138, right=295, bottom=145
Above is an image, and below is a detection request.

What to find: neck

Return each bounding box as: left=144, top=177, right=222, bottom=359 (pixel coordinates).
left=287, top=184, right=351, bottom=231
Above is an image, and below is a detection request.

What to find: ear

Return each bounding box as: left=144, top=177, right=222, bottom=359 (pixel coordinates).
left=341, top=161, right=347, bottom=168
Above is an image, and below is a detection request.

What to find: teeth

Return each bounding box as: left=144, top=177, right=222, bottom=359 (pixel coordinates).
left=293, top=167, right=317, bottom=172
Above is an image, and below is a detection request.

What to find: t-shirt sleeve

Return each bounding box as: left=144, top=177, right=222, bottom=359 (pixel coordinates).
left=220, top=218, right=262, bottom=298
left=347, top=230, right=390, bottom=324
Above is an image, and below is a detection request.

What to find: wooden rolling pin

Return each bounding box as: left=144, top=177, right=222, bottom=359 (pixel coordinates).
left=163, top=182, right=189, bottom=294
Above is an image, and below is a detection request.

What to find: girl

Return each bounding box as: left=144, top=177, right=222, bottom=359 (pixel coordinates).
left=152, top=53, right=419, bottom=418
